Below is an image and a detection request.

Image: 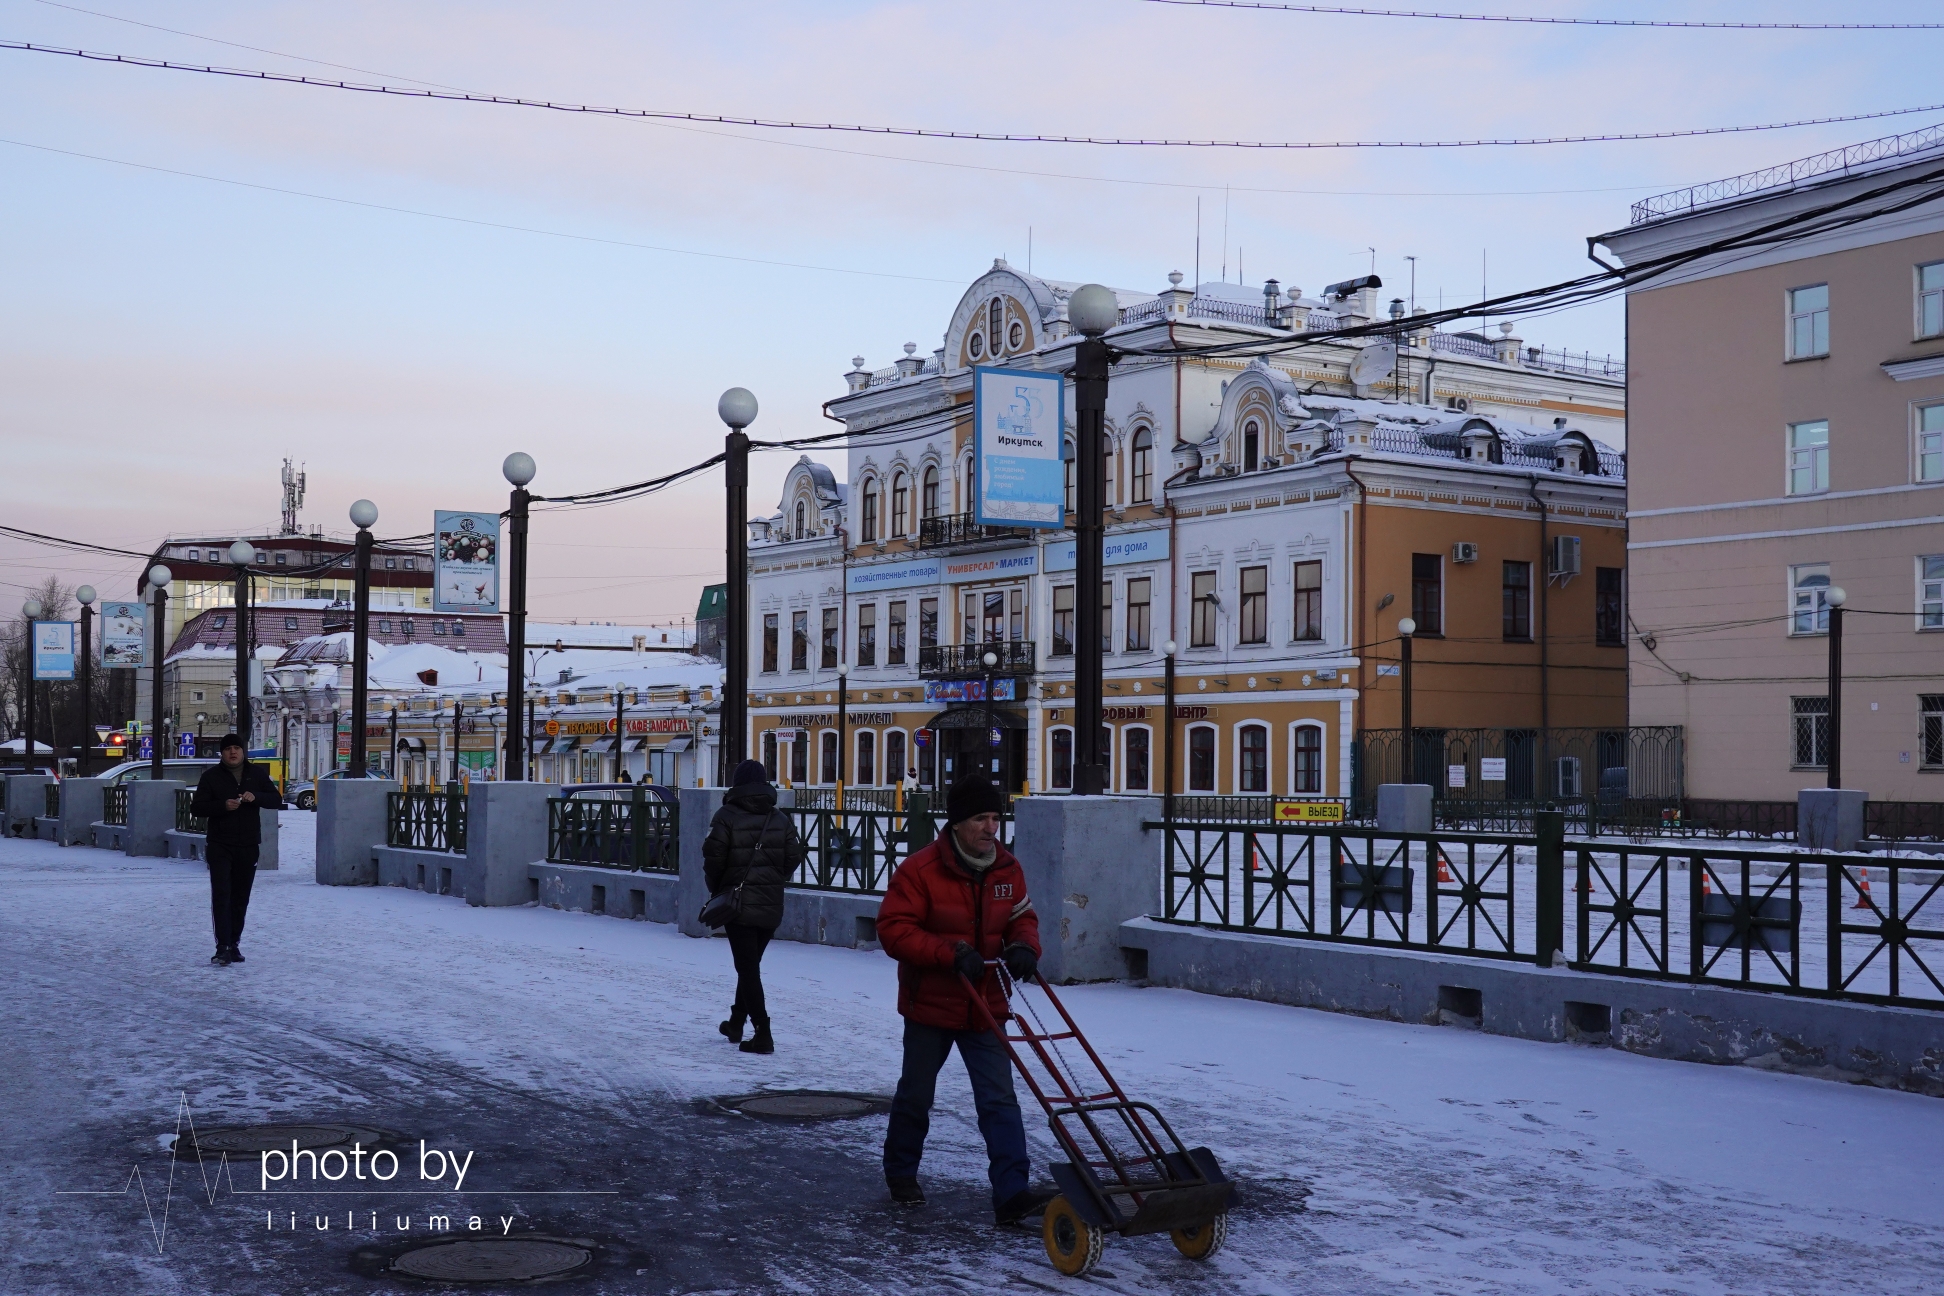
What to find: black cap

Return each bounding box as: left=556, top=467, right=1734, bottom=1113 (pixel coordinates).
left=946, top=773, right=1006, bottom=825
left=219, top=733, right=244, bottom=750
left=730, top=759, right=768, bottom=788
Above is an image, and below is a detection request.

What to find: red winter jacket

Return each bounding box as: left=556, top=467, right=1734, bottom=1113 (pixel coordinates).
left=876, top=831, right=1040, bottom=1032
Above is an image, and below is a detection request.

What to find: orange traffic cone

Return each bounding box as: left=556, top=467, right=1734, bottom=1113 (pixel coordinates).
left=1436, top=851, right=1455, bottom=885
left=1853, top=868, right=1873, bottom=910
left=1251, top=843, right=1269, bottom=874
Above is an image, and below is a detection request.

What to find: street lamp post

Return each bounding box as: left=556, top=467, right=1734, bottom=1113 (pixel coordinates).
left=21, top=597, right=42, bottom=774
left=147, top=566, right=171, bottom=778
left=227, top=540, right=256, bottom=748
left=719, top=387, right=758, bottom=787
left=613, top=687, right=627, bottom=782
left=835, top=663, right=849, bottom=808
left=388, top=706, right=399, bottom=781
left=1826, top=587, right=1846, bottom=790
left=1162, top=642, right=1177, bottom=822
left=1068, top=283, right=1118, bottom=796
left=1397, top=617, right=1417, bottom=785
left=502, top=453, right=536, bottom=781
left=981, top=650, right=998, bottom=783
left=348, top=500, right=378, bottom=776
left=76, top=586, right=96, bottom=776
left=451, top=698, right=465, bottom=785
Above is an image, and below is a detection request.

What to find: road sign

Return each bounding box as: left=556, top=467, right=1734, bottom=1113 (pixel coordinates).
left=544, top=719, right=561, bottom=737
left=1273, top=800, right=1345, bottom=824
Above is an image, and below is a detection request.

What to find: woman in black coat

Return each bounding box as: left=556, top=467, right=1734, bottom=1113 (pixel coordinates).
left=702, top=760, right=807, bottom=1054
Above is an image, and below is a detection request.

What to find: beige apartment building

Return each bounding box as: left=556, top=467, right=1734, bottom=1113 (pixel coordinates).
left=1597, top=128, right=1944, bottom=800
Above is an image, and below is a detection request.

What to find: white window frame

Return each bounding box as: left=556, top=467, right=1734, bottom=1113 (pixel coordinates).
left=1234, top=722, right=1272, bottom=795
left=1186, top=722, right=1220, bottom=793
left=1787, top=283, right=1829, bottom=359
left=882, top=728, right=909, bottom=786
left=1288, top=722, right=1327, bottom=796
left=1918, top=403, right=1944, bottom=484
left=1790, top=563, right=1832, bottom=636
left=1047, top=724, right=1075, bottom=792
left=1787, top=420, right=1830, bottom=496
left=853, top=728, right=878, bottom=787
left=1919, top=261, right=1944, bottom=341
left=1920, top=554, right=1944, bottom=631
left=1120, top=723, right=1154, bottom=793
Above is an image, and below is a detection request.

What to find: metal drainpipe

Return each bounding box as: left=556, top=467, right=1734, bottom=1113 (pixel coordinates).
left=1527, top=474, right=1551, bottom=749
left=1340, top=458, right=1371, bottom=747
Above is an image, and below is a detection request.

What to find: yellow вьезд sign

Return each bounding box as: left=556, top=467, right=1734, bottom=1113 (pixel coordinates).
left=1272, top=800, right=1345, bottom=824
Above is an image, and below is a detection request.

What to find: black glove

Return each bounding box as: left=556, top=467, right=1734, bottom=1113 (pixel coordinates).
left=1002, top=943, right=1038, bottom=981
left=952, top=941, right=985, bottom=984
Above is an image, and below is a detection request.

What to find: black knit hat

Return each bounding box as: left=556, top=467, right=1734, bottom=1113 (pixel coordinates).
left=218, top=733, right=244, bottom=751
left=730, top=758, right=768, bottom=788
left=946, top=773, right=1006, bottom=824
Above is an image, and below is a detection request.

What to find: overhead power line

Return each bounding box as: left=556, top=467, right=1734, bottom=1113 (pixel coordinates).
left=1139, top=0, right=1944, bottom=30
left=8, top=40, right=1944, bottom=149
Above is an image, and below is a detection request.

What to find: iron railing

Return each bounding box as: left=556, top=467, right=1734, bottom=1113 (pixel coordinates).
left=785, top=793, right=1013, bottom=893
left=103, top=785, right=127, bottom=826
left=918, top=641, right=1036, bottom=678
left=546, top=788, right=678, bottom=872
left=1521, top=345, right=1625, bottom=381
left=1154, top=817, right=1944, bottom=1009
left=1430, top=331, right=1497, bottom=361
left=1865, top=801, right=1944, bottom=843
left=1631, top=123, right=1944, bottom=224
left=175, top=788, right=208, bottom=834
left=45, top=782, right=60, bottom=819
left=387, top=786, right=467, bottom=853
left=917, top=511, right=1029, bottom=549
left=1353, top=726, right=1685, bottom=804
left=789, top=787, right=905, bottom=812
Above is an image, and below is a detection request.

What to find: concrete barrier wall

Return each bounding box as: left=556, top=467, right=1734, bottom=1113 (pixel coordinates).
left=58, top=779, right=104, bottom=846
left=528, top=862, right=680, bottom=923
left=5, top=774, right=52, bottom=836
left=316, top=779, right=394, bottom=885
left=126, top=781, right=184, bottom=858
left=376, top=844, right=471, bottom=898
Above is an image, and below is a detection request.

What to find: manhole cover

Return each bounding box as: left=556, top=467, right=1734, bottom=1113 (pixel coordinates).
left=178, top=1123, right=390, bottom=1157
left=710, top=1090, right=891, bottom=1121
left=391, top=1237, right=593, bottom=1282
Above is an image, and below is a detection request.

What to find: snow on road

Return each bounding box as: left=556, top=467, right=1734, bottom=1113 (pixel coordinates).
left=4, top=815, right=1942, bottom=1294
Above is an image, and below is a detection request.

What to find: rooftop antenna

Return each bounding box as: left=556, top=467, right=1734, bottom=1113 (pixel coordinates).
left=1028, top=226, right=1033, bottom=275
left=1194, top=196, right=1201, bottom=293
left=1221, top=185, right=1229, bottom=282
left=1368, top=247, right=1377, bottom=277
left=279, top=458, right=307, bottom=535
left=1404, top=255, right=1417, bottom=311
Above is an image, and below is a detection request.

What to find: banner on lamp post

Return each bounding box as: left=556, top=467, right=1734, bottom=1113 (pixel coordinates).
left=32, top=621, right=76, bottom=680
left=99, top=602, right=147, bottom=668
left=433, top=511, right=501, bottom=614
left=972, top=365, right=1064, bottom=529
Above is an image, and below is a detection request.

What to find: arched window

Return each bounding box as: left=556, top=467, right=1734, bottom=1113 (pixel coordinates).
left=1050, top=727, right=1074, bottom=791
left=1131, top=428, right=1153, bottom=504
left=1239, top=724, right=1269, bottom=793
left=885, top=730, right=907, bottom=785
left=857, top=731, right=876, bottom=786
left=1243, top=418, right=1260, bottom=473
left=891, top=473, right=908, bottom=537
left=861, top=478, right=879, bottom=543
left=1123, top=726, right=1151, bottom=791
left=921, top=465, right=940, bottom=519
left=820, top=730, right=839, bottom=785
left=1188, top=725, right=1217, bottom=792
left=794, top=500, right=806, bottom=538
left=1064, top=440, right=1077, bottom=514
left=1104, top=443, right=1116, bottom=507
left=961, top=453, right=975, bottom=514
left=989, top=298, right=1004, bottom=353
left=1293, top=725, right=1324, bottom=794
left=762, top=730, right=778, bottom=780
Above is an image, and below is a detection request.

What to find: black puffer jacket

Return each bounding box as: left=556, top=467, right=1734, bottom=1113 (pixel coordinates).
left=701, top=782, right=806, bottom=931
left=189, top=760, right=285, bottom=847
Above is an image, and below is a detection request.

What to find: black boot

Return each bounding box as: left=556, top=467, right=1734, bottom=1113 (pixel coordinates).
left=887, top=1177, right=925, bottom=1207
left=224, top=945, right=245, bottom=964
left=718, top=1007, right=746, bottom=1043
left=738, top=1017, right=773, bottom=1054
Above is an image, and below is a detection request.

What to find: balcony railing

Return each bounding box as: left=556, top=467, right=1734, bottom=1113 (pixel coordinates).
left=917, top=511, right=1029, bottom=549
left=918, top=641, right=1036, bottom=679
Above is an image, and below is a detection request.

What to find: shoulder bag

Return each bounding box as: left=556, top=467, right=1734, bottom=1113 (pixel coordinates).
left=698, top=810, right=780, bottom=929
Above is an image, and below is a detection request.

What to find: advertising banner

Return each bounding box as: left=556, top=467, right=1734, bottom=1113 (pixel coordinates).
left=923, top=679, right=1016, bottom=704
left=940, top=547, right=1038, bottom=585
left=433, top=511, right=501, bottom=614
left=845, top=555, right=943, bottom=595
left=32, top=622, right=76, bottom=680
left=972, top=366, right=1064, bottom=529
left=1044, top=528, right=1170, bottom=572
left=100, top=602, right=147, bottom=669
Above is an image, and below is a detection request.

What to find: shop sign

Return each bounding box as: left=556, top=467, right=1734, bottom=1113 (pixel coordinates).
left=776, top=712, right=894, bottom=728
left=1044, top=529, right=1169, bottom=573
left=923, top=679, right=1015, bottom=704
left=1273, top=800, right=1346, bottom=824
left=846, top=554, right=943, bottom=595
left=1101, top=706, right=1149, bottom=720
left=625, top=716, right=697, bottom=734
left=1173, top=705, right=1211, bottom=720
left=940, top=548, right=1037, bottom=584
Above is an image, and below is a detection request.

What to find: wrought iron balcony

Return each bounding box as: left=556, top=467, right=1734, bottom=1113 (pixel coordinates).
left=917, top=511, right=1030, bottom=549
left=919, top=641, right=1036, bottom=680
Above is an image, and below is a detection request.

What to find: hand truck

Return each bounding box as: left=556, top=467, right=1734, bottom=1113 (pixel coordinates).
left=963, top=964, right=1234, bottom=1277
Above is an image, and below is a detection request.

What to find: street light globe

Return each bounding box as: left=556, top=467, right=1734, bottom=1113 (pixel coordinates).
left=76, top=585, right=96, bottom=606
left=717, top=386, right=759, bottom=431
left=982, top=651, right=998, bottom=668
left=23, top=597, right=42, bottom=619
left=349, top=499, right=379, bottom=530
left=1068, top=283, right=1118, bottom=338
left=836, top=662, right=849, bottom=678
left=148, top=564, right=173, bottom=589
left=1164, top=640, right=1177, bottom=656
left=1826, top=586, right=1847, bottom=608
left=228, top=540, right=255, bottom=566
left=1398, top=617, right=1417, bottom=637
left=502, top=452, right=537, bottom=487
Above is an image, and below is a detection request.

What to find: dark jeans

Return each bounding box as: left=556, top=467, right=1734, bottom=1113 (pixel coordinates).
left=206, top=841, right=260, bottom=950
left=882, top=1019, right=1030, bottom=1209
left=725, top=924, right=772, bottom=1022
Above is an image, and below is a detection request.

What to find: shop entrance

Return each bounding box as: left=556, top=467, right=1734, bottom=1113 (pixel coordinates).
left=921, top=706, right=1027, bottom=795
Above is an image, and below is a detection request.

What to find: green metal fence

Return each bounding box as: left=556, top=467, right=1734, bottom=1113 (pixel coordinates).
left=174, top=788, right=208, bottom=834
left=784, top=792, right=1012, bottom=894
left=546, top=789, right=678, bottom=872
left=387, top=786, right=467, bottom=853
left=103, top=785, right=127, bottom=826
left=45, top=782, right=60, bottom=820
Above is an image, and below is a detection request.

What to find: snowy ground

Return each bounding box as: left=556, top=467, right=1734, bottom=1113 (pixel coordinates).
left=5, top=815, right=1943, bottom=1295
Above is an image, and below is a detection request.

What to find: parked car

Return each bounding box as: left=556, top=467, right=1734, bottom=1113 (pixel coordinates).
left=94, top=758, right=219, bottom=787
left=289, top=769, right=387, bottom=811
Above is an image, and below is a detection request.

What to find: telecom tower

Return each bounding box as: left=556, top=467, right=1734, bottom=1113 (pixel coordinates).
left=280, top=458, right=307, bottom=535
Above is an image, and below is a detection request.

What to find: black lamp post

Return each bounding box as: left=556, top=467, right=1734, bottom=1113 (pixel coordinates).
left=502, top=452, right=536, bottom=781
left=348, top=499, right=378, bottom=775
left=981, top=650, right=998, bottom=782
left=146, top=565, right=171, bottom=778
left=1826, top=586, right=1846, bottom=789
left=719, top=387, right=757, bottom=787
left=226, top=540, right=256, bottom=747
left=1067, top=283, right=1118, bottom=797
left=388, top=706, right=398, bottom=778
left=21, top=596, right=42, bottom=774
left=76, top=585, right=95, bottom=777
left=1397, top=617, right=1417, bottom=784
left=836, top=663, right=849, bottom=806
left=614, top=687, right=627, bottom=782
left=1163, top=640, right=1177, bottom=821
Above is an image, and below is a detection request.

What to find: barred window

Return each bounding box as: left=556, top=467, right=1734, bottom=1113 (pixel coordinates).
left=1922, top=695, right=1944, bottom=770
left=1793, top=696, right=1830, bottom=769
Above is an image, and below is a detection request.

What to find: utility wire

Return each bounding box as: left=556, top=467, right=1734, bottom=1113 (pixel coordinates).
left=1139, top=1, right=1944, bottom=30
left=8, top=41, right=1944, bottom=150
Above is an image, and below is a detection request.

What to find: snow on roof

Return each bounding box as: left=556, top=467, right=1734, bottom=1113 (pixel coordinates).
left=528, top=622, right=697, bottom=649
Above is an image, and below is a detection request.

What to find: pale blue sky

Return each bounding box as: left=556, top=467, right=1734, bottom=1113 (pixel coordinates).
left=2, top=0, right=1937, bottom=620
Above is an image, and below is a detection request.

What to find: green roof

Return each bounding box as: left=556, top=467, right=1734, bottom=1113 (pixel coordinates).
left=696, top=583, right=727, bottom=619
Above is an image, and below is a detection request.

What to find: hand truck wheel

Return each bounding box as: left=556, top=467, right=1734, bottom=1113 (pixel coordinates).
left=1042, top=1195, right=1105, bottom=1277
left=1171, top=1211, right=1228, bottom=1261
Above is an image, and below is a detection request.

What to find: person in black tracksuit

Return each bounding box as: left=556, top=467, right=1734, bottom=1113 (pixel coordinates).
left=189, top=733, right=284, bottom=966
left=702, top=759, right=806, bottom=1054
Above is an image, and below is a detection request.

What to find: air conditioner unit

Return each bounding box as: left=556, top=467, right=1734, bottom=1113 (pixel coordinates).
left=1446, top=395, right=1470, bottom=412
left=1451, top=542, right=1478, bottom=564
left=1550, top=534, right=1582, bottom=576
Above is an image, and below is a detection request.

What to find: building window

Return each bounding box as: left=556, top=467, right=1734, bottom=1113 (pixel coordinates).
left=1920, top=556, right=1944, bottom=629
left=403, top=558, right=416, bottom=571
left=402, top=619, right=416, bottom=637
left=1239, top=566, right=1268, bottom=644
left=1595, top=568, right=1624, bottom=646
left=982, top=589, right=1006, bottom=643
left=857, top=731, right=876, bottom=786
left=1502, top=560, right=1532, bottom=641
left=1793, top=696, right=1830, bottom=769
left=885, top=730, right=907, bottom=784
left=762, top=731, right=778, bottom=780
left=1124, top=727, right=1150, bottom=791
left=1102, top=582, right=1114, bottom=653
left=211, top=613, right=227, bottom=630
left=1126, top=577, right=1151, bottom=652
left=891, top=473, right=908, bottom=537
left=1052, top=585, right=1075, bottom=656
left=821, top=608, right=839, bottom=669
left=433, top=621, right=448, bottom=636
left=791, top=611, right=809, bottom=671
left=1788, top=420, right=1830, bottom=495
left=1239, top=723, right=1269, bottom=793
left=1788, top=283, right=1829, bottom=359
left=888, top=601, right=907, bottom=665
left=762, top=614, right=778, bottom=672
left=1191, top=570, right=1218, bottom=647
left=820, top=730, right=839, bottom=785
left=794, top=501, right=806, bottom=538
left=1050, top=727, right=1073, bottom=791
left=1920, top=262, right=1944, bottom=339
left=1188, top=725, right=1216, bottom=791
left=962, top=591, right=978, bottom=645
left=789, top=731, right=807, bottom=786
left=860, top=479, right=879, bottom=543
left=284, top=616, right=298, bottom=631
left=1063, top=441, right=1077, bottom=514
left=452, top=620, right=465, bottom=637
left=922, top=466, right=940, bottom=519
left=378, top=619, right=392, bottom=634
left=1922, top=695, right=1944, bottom=769
left=1411, top=553, right=1443, bottom=636
left=275, top=552, right=287, bottom=566
left=1131, top=428, right=1153, bottom=504
left=989, top=297, right=1004, bottom=352
left=1243, top=418, right=1260, bottom=473
left=383, top=557, right=395, bottom=570
left=1791, top=564, right=1832, bottom=635
left=856, top=604, right=877, bottom=668
left=1919, top=405, right=1944, bottom=483
left=919, top=598, right=938, bottom=649
left=1293, top=725, right=1324, bottom=794
left=1292, top=561, right=1323, bottom=641
left=192, top=690, right=205, bottom=703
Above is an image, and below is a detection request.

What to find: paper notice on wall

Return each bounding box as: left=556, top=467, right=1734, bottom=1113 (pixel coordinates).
left=1479, top=757, right=1507, bottom=783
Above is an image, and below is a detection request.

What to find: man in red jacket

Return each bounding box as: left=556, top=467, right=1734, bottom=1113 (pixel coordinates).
left=877, top=773, right=1052, bottom=1224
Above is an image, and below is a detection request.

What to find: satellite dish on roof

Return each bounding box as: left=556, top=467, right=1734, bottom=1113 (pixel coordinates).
left=1348, top=341, right=1397, bottom=386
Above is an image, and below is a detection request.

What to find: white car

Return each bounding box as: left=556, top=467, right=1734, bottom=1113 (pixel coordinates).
left=95, top=758, right=220, bottom=787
